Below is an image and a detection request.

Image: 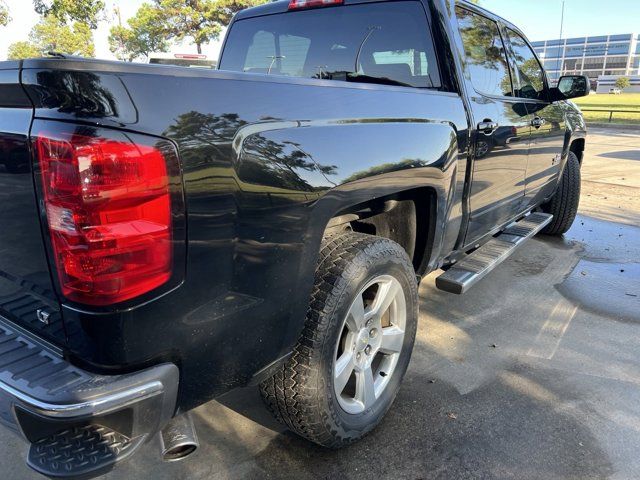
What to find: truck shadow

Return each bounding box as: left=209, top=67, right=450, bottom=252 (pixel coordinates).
left=245, top=365, right=613, bottom=479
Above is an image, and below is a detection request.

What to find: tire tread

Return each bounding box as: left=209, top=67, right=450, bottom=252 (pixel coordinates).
left=259, top=232, right=416, bottom=447
left=542, top=151, right=581, bottom=235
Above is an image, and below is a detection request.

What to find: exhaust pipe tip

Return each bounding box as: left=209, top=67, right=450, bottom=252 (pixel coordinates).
left=160, top=412, right=199, bottom=462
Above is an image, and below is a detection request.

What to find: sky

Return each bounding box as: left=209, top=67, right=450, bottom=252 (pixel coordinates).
left=0, top=0, right=639, bottom=62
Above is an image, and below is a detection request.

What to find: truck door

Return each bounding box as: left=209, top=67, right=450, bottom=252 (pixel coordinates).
left=503, top=26, right=566, bottom=206
left=455, top=6, right=531, bottom=243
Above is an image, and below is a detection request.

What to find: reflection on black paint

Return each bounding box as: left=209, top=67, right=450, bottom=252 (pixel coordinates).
left=341, top=158, right=427, bottom=184
left=32, top=71, right=119, bottom=118
left=165, top=111, right=338, bottom=193
left=241, top=136, right=336, bottom=192
left=164, top=111, right=246, bottom=170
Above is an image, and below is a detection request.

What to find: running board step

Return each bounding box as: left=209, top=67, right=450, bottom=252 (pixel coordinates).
left=436, top=212, right=553, bottom=294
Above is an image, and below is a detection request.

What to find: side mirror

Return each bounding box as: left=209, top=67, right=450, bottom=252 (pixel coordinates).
left=551, top=75, right=590, bottom=101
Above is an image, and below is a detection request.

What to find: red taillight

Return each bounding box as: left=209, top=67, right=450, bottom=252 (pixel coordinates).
left=288, top=0, right=342, bottom=9
left=36, top=131, right=173, bottom=306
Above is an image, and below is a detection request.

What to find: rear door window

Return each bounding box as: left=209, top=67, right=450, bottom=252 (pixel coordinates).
left=220, top=2, right=441, bottom=89
left=455, top=6, right=513, bottom=97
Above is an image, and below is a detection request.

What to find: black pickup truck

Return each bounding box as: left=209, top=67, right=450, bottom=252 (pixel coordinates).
left=0, top=0, right=588, bottom=477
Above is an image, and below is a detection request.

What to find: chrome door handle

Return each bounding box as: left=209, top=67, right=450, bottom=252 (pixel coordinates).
left=478, top=120, right=499, bottom=135
left=531, top=116, right=546, bottom=128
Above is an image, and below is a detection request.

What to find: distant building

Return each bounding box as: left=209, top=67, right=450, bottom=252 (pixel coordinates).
left=531, top=34, right=640, bottom=87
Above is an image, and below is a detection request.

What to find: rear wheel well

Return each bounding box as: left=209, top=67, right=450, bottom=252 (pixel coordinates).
left=570, top=138, right=585, bottom=164
left=324, top=188, right=436, bottom=273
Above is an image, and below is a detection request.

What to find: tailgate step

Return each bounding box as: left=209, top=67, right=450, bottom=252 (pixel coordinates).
left=436, top=212, right=553, bottom=294
left=28, top=424, right=140, bottom=478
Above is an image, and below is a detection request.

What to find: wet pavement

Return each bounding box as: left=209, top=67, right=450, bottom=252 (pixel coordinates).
left=4, top=127, right=640, bottom=479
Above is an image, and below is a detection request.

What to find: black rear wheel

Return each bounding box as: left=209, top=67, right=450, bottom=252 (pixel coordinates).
left=260, top=232, right=418, bottom=448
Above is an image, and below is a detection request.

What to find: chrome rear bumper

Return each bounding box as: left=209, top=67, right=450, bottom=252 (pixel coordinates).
left=0, top=316, right=178, bottom=477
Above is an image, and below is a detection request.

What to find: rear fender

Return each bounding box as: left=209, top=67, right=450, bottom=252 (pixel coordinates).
left=233, top=118, right=460, bottom=366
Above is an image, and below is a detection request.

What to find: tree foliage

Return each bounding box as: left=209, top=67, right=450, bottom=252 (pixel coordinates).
left=7, top=15, right=95, bottom=59
left=109, top=5, right=168, bottom=61
left=33, top=0, right=105, bottom=29
left=112, top=0, right=268, bottom=59
left=7, top=42, right=40, bottom=60
left=0, top=1, right=10, bottom=27
left=213, top=0, right=268, bottom=26
left=615, top=77, right=630, bottom=91
left=165, top=111, right=336, bottom=192
left=151, top=0, right=222, bottom=54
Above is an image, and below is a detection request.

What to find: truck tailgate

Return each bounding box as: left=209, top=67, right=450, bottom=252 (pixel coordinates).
left=0, top=68, right=65, bottom=346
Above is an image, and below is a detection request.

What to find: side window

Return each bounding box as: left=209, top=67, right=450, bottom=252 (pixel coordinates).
left=455, top=7, right=513, bottom=97
left=505, top=28, right=547, bottom=100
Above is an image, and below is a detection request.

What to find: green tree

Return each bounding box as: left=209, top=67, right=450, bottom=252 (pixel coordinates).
left=115, top=0, right=268, bottom=57
left=213, top=0, right=268, bottom=26
left=0, top=1, right=10, bottom=27
left=7, top=15, right=95, bottom=59
left=33, top=0, right=105, bottom=29
left=615, top=77, right=630, bottom=91
left=7, top=42, right=40, bottom=59
left=109, top=5, right=168, bottom=61
left=149, top=0, right=222, bottom=54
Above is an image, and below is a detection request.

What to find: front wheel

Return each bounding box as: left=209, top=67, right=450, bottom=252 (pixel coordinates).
left=260, top=232, right=418, bottom=448
left=541, top=151, right=581, bottom=235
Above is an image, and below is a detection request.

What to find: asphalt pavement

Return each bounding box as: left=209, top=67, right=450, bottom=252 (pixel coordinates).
left=4, top=127, right=640, bottom=480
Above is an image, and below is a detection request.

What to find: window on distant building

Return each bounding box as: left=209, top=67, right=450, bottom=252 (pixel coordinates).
left=545, top=47, right=562, bottom=58
left=583, top=71, right=600, bottom=79
left=606, top=58, right=628, bottom=69
left=609, top=34, right=632, bottom=42
left=584, top=45, right=607, bottom=56
left=608, top=43, right=630, bottom=55
left=583, top=56, right=605, bottom=70
left=565, top=46, right=584, bottom=57
left=564, top=59, right=582, bottom=71
left=544, top=60, right=560, bottom=70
